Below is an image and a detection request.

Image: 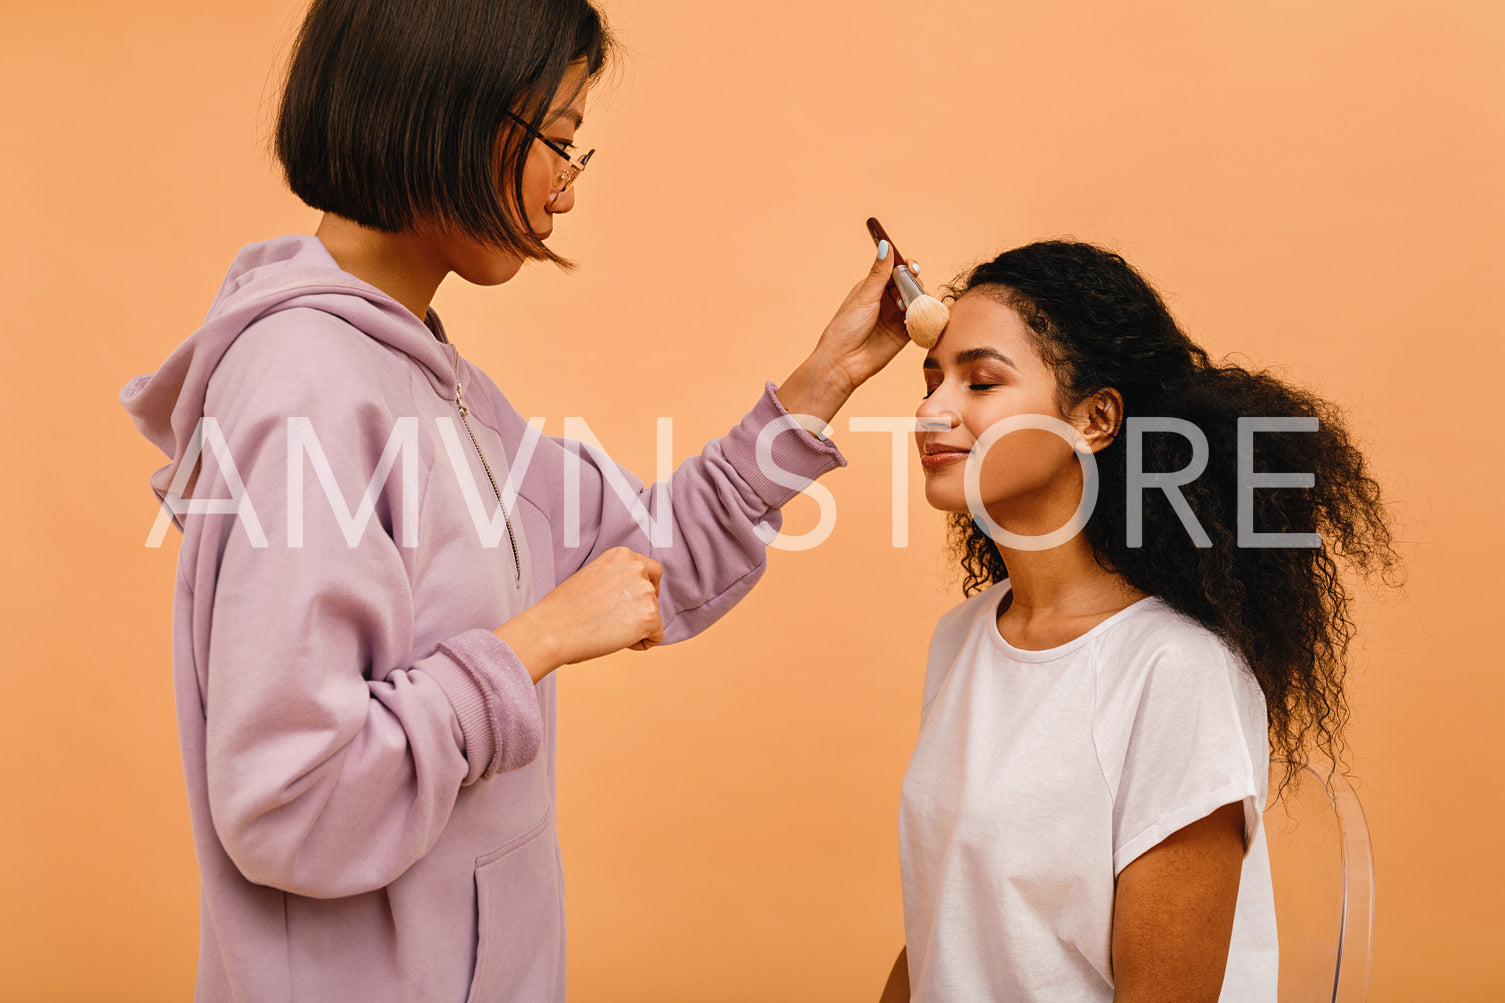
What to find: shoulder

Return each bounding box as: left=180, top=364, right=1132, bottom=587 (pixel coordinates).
left=209, top=307, right=405, bottom=421
left=1090, top=600, right=1268, bottom=757
left=1093, top=599, right=1238, bottom=683
left=1091, top=600, right=1266, bottom=725
left=1094, top=601, right=1272, bottom=868
left=220, top=306, right=389, bottom=378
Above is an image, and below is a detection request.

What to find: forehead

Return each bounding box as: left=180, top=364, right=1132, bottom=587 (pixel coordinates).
left=924, top=292, right=1039, bottom=365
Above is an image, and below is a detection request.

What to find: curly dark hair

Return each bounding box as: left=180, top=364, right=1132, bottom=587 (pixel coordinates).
left=946, top=240, right=1398, bottom=785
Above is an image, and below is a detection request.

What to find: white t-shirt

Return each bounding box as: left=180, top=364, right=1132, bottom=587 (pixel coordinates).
left=898, top=581, right=1278, bottom=1001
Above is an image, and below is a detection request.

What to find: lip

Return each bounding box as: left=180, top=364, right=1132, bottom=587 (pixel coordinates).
left=920, top=444, right=970, bottom=470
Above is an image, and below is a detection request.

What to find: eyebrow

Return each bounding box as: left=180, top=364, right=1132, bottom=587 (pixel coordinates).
left=547, top=109, right=584, bottom=129
left=922, top=347, right=1018, bottom=370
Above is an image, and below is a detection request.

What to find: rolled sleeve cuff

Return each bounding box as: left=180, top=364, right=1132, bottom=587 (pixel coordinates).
left=719, top=382, right=848, bottom=509
left=426, top=629, right=544, bottom=784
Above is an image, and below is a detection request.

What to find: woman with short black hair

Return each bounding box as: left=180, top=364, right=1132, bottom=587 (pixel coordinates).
left=276, top=0, right=611, bottom=270
left=120, top=1, right=911, bottom=999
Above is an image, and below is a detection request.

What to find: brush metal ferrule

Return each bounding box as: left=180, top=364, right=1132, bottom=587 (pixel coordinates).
left=893, top=265, right=924, bottom=310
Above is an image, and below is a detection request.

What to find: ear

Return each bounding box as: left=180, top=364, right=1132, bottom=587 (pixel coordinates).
left=1072, top=388, right=1123, bottom=454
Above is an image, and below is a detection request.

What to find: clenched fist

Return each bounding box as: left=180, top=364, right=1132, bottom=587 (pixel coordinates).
left=495, top=548, right=665, bottom=682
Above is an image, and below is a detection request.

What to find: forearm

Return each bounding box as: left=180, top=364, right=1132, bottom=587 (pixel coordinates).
left=210, top=662, right=470, bottom=897
left=552, top=385, right=844, bottom=643
left=775, top=354, right=856, bottom=427
left=644, top=383, right=845, bottom=640
left=208, top=618, right=545, bottom=896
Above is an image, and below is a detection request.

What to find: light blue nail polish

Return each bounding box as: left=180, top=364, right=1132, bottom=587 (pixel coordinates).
left=877, top=240, right=889, bottom=261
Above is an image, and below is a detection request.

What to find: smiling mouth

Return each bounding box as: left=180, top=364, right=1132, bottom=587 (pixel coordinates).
left=920, top=448, right=969, bottom=470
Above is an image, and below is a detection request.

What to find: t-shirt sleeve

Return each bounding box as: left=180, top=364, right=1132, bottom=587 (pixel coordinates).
left=1095, top=627, right=1269, bottom=876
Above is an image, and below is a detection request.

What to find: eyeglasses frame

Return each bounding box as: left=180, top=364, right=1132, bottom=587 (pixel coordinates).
left=502, top=109, right=594, bottom=193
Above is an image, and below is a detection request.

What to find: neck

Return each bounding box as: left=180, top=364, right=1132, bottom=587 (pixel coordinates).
left=314, top=214, right=448, bottom=322
left=996, top=535, right=1140, bottom=619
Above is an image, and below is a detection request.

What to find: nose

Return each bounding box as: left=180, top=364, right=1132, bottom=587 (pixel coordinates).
left=914, top=393, right=958, bottom=452
left=548, top=185, right=577, bottom=215
left=915, top=391, right=958, bottom=427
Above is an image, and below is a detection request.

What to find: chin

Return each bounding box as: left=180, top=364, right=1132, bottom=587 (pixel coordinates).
left=461, top=256, right=526, bottom=286
left=924, top=485, right=968, bottom=515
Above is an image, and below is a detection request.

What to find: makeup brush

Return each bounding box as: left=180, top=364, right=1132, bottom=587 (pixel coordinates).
left=866, top=217, right=949, bottom=348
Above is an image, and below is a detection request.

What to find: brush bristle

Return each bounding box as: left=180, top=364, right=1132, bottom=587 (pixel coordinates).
left=904, top=294, right=949, bottom=348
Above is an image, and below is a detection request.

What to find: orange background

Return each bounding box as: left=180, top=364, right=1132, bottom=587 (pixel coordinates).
left=3, top=0, right=1501, bottom=999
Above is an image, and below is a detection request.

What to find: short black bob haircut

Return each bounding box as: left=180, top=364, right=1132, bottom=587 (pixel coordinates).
left=276, top=0, right=613, bottom=268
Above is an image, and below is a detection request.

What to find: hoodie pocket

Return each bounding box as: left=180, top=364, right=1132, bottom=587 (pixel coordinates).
left=465, top=810, right=563, bottom=1002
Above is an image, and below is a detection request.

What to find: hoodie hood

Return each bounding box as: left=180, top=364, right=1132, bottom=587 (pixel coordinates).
left=120, top=234, right=458, bottom=502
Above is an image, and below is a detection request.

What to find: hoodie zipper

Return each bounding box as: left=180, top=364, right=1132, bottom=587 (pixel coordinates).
left=452, top=357, right=522, bottom=584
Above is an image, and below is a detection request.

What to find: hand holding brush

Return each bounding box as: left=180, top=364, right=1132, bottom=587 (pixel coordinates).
left=865, top=217, right=949, bottom=348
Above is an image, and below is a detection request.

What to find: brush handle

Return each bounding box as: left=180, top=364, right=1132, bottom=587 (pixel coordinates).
left=867, top=216, right=929, bottom=308
left=867, top=216, right=928, bottom=290
left=866, top=217, right=909, bottom=268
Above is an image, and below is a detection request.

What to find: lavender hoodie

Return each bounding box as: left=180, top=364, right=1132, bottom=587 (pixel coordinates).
left=120, top=235, right=845, bottom=1001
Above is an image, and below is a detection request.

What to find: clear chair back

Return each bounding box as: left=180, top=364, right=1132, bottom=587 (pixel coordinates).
left=1264, top=760, right=1374, bottom=1002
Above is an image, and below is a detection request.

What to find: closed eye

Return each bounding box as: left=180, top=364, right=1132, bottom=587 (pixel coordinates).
left=969, top=383, right=999, bottom=392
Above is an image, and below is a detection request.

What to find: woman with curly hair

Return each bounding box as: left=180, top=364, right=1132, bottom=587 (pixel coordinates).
left=880, top=241, right=1395, bottom=1001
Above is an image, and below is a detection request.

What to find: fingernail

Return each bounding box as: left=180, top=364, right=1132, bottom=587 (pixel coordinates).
left=877, top=240, right=889, bottom=261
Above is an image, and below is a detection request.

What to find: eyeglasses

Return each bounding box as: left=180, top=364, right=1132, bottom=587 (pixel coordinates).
left=503, top=109, right=594, bottom=193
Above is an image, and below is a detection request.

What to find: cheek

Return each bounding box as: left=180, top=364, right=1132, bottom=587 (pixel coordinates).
left=976, top=428, right=1078, bottom=497
left=523, top=173, right=550, bottom=208
left=517, top=155, right=555, bottom=207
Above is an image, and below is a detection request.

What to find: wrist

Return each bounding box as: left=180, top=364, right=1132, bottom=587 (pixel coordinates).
left=775, top=356, right=855, bottom=426
left=495, top=613, right=562, bottom=684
